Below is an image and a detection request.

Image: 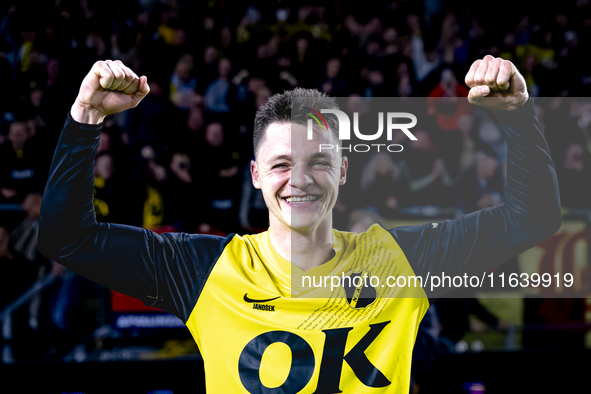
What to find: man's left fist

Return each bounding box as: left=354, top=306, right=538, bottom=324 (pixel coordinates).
left=465, top=55, right=529, bottom=111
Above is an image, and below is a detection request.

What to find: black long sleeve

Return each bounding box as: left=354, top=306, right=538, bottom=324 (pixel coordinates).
left=389, top=98, right=562, bottom=298
left=38, top=113, right=232, bottom=322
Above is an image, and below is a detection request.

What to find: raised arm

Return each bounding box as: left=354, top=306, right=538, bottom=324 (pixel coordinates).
left=389, top=56, right=562, bottom=299
left=38, top=61, right=232, bottom=321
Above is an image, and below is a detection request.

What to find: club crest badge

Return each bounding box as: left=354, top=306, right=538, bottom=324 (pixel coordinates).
left=343, top=270, right=377, bottom=309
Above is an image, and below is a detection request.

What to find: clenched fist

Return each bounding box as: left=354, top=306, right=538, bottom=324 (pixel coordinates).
left=465, top=55, right=529, bottom=111
left=71, top=60, right=150, bottom=124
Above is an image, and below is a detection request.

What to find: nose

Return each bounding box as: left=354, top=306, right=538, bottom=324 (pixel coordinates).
left=289, top=162, right=313, bottom=190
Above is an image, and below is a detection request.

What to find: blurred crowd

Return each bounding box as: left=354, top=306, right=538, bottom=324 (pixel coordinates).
left=1, top=0, right=590, bottom=365
left=2, top=0, right=591, bottom=234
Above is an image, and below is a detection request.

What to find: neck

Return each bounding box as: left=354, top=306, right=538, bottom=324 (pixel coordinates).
left=269, top=218, right=334, bottom=271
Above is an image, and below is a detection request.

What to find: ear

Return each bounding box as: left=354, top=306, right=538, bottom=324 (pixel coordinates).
left=339, top=156, right=348, bottom=185
left=251, top=160, right=261, bottom=189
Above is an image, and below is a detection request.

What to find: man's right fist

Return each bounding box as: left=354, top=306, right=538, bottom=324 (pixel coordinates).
left=71, top=60, right=150, bottom=124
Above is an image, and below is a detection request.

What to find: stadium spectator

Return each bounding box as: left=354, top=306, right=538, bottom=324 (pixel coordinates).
left=136, top=144, right=168, bottom=230
left=196, top=45, right=219, bottom=95
left=361, top=68, right=390, bottom=97
left=162, top=151, right=199, bottom=232
left=473, top=108, right=506, bottom=166
left=558, top=141, right=591, bottom=208
left=394, top=61, right=415, bottom=97
left=427, top=68, right=471, bottom=177
left=316, top=57, right=348, bottom=96
left=359, top=152, right=410, bottom=218
left=545, top=98, right=591, bottom=208
left=122, top=76, right=180, bottom=152
left=0, top=119, right=41, bottom=204
left=93, top=151, right=116, bottom=222
left=399, top=130, right=454, bottom=207
left=205, top=57, right=232, bottom=114
left=10, top=192, right=49, bottom=332
left=409, top=14, right=440, bottom=83
left=170, top=53, right=198, bottom=111
left=455, top=147, right=504, bottom=214
left=193, top=121, right=242, bottom=234
left=11, top=192, right=43, bottom=264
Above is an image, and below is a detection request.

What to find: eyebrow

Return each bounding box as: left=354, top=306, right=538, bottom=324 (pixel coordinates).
left=309, top=152, right=333, bottom=160
left=266, top=154, right=291, bottom=166
left=268, top=152, right=333, bottom=161
left=265, top=152, right=335, bottom=167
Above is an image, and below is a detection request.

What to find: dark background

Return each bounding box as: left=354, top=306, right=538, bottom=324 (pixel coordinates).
left=1, top=0, right=591, bottom=393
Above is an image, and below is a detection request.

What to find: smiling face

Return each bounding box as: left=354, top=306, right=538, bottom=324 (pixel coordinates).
left=251, top=122, right=347, bottom=234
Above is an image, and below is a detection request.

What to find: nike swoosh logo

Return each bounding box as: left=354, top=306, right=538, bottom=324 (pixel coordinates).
left=243, top=294, right=280, bottom=303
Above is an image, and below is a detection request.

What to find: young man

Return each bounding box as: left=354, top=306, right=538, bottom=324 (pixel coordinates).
left=39, top=56, right=560, bottom=393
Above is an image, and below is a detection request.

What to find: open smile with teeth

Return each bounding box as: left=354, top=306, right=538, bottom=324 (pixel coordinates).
left=284, top=195, right=321, bottom=203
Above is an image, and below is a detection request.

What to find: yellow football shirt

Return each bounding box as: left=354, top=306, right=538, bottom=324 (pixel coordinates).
left=186, top=225, right=429, bottom=393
